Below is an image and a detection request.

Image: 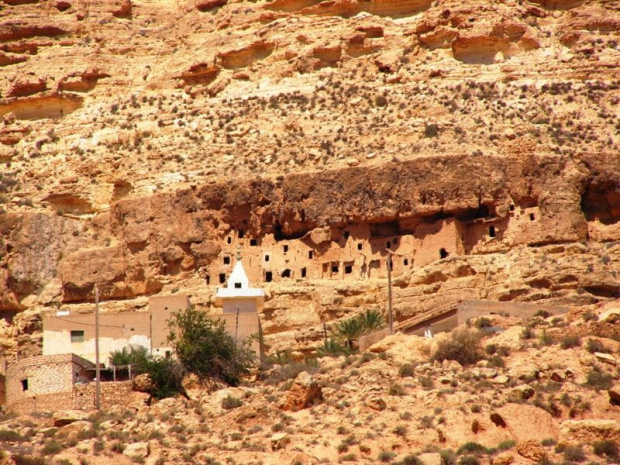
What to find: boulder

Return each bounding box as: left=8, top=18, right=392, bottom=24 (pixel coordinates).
left=55, top=420, right=93, bottom=441
left=491, top=404, right=559, bottom=442
left=52, top=410, right=89, bottom=427
left=493, top=452, right=514, bottom=465
left=509, top=384, right=535, bottom=401
left=281, top=371, right=322, bottom=411
left=270, top=432, right=290, bottom=451
left=609, top=383, right=620, bottom=405
left=365, top=396, right=387, bottom=411
left=123, top=442, right=149, bottom=459
left=559, top=419, right=620, bottom=445
left=516, top=440, right=546, bottom=461
left=594, top=352, right=617, bottom=365
left=132, top=373, right=153, bottom=393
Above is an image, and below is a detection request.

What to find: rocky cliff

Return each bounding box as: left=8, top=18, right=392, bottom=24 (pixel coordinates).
left=0, top=0, right=619, bottom=355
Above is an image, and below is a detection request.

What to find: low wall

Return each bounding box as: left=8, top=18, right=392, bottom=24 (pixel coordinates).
left=457, top=300, right=570, bottom=325
left=72, top=381, right=133, bottom=411
left=358, top=328, right=390, bottom=352
left=9, top=392, right=72, bottom=415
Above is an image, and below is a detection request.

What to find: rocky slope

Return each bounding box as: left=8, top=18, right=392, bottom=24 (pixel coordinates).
left=0, top=309, right=619, bottom=464
left=0, top=0, right=619, bottom=355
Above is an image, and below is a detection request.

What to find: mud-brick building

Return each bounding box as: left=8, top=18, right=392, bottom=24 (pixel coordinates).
left=42, top=294, right=190, bottom=365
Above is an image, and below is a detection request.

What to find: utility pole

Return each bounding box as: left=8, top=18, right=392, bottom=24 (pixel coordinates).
left=94, top=284, right=101, bottom=411
left=386, top=249, right=393, bottom=335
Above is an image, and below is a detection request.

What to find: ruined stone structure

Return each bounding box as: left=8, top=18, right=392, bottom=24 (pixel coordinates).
left=206, top=206, right=543, bottom=288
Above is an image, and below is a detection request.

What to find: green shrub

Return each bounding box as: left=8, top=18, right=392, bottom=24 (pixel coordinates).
left=432, top=329, right=483, bottom=366
left=0, top=429, right=22, bottom=442
left=439, top=449, right=456, bottom=465
left=378, top=450, right=397, bottom=462
left=221, top=395, right=242, bottom=410
left=474, top=317, right=492, bottom=329
left=487, top=355, right=505, bottom=368
left=395, top=455, right=421, bottom=465
left=585, top=367, right=613, bottom=391
left=393, top=425, right=407, bottom=437
left=586, top=339, right=608, bottom=354
left=389, top=384, right=406, bottom=396
left=582, top=310, right=597, bottom=322
left=42, top=440, right=63, bottom=455
left=399, top=363, right=415, bottom=378
left=539, top=330, right=553, bottom=346
left=168, top=307, right=254, bottom=386
left=12, top=456, right=45, bottom=465
left=520, top=325, right=535, bottom=340
left=458, top=457, right=480, bottom=465
left=535, top=310, right=551, bottom=318
left=593, top=440, right=618, bottom=459
left=563, top=444, right=586, bottom=462
left=498, top=440, right=516, bottom=450
left=457, top=442, right=487, bottom=455
left=142, top=357, right=186, bottom=399
left=561, top=335, right=582, bottom=349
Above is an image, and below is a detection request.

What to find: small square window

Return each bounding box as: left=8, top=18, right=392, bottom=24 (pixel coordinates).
left=357, top=243, right=363, bottom=251
left=71, top=330, right=85, bottom=343
left=283, top=245, right=289, bottom=253
left=344, top=265, right=353, bottom=274
left=234, top=282, right=242, bottom=289
left=223, top=256, right=231, bottom=265
left=265, top=254, right=270, bottom=262
left=250, top=239, right=258, bottom=246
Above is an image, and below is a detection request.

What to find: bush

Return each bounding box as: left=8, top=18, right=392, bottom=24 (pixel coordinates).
left=109, top=345, right=149, bottom=368
left=399, top=363, right=415, bottom=378
left=432, top=329, right=483, bottom=366
left=561, top=335, right=582, bottom=349
left=142, top=357, right=186, bottom=399
left=458, top=457, right=480, bottom=465
left=389, top=384, right=406, bottom=396
left=498, top=440, right=516, bottom=450
left=457, top=443, right=487, bottom=455
left=378, top=451, right=397, bottom=462
left=0, top=430, right=22, bottom=442
left=168, top=307, right=254, bottom=386
left=585, top=367, right=613, bottom=391
left=593, top=440, right=618, bottom=459
left=563, top=445, right=586, bottom=462
left=42, top=440, right=63, bottom=455
left=487, top=355, right=505, bottom=368
left=474, top=317, right=492, bottom=329
left=221, top=395, right=242, bottom=410
left=12, top=456, right=45, bottom=465
left=586, top=339, right=608, bottom=354
left=395, top=455, right=421, bottom=465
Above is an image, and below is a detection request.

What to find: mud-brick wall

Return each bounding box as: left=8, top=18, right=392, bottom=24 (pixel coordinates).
left=72, top=381, right=133, bottom=411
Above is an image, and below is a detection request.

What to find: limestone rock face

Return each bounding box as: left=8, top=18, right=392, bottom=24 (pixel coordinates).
left=281, top=371, right=322, bottom=411
left=516, top=440, right=547, bottom=462
left=132, top=373, right=153, bottom=393
left=559, top=420, right=620, bottom=445
left=123, top=442, right=149, bottom=459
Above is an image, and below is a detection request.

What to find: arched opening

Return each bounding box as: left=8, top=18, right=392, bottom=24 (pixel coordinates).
left=489, top=226, right=496, bottom=238
left=281, top=269, right=291, bottom=278
left=529, top=213, right=535, bottom=221
left=440, top=248, right=449, bottom=259
left=227, top=237, right=232, bottom=244
left=265, top=271, right=273, bottom=282
left=331, top=264, right=339, bottom=274
left=344, top=264, right=353, bottom=274
left=283, top=245, right=289, bottom=253
left=219, top=273, right=226, bottom=284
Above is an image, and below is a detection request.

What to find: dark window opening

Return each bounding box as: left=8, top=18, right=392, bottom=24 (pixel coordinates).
left=223, top=256, right=231, bottom=265
left=529, top=213, right=535, bottom=221
left=509, top=204, right=515, bottom=212
left=283, top=245, right=289, bottom=253
left=219, top=273, right=226, bottom=284
left=404, top=259, right=409, bottom=266
left=165, top=350, right=171, bottom=358
left=71, top=330, right=85, bottom=343
left=250, top=239, right=258, bottom=246
left=331, top=264, right=339, bottom=274
left=265, top=271, right=273, bottom=282
left=489, top=226, right=496, bottom=238
left=281, top=269, right=291, bottom=278
left=21, top=379, right=28, bottom=391
left=386, top=241, right=392, bottom=248
left=308, top=251, right=314, bottom=259
left=238, top=230, right=245, bottom=239
left=234, top=282, right=242, bottom=289
left=357, top=243, right=363, bottom=251
left=344, top=231, right=350, bottom=239
left=301, top=267, right=307, bottom=278
left=265, top=255, right=270, bottom=262
left=344, top=265, right=353, bottom=274
left=227, top=237, right=232, bottom=244
left=205, top=275, right=211, bottom=285
left=440, top=248, right=449, bottom=259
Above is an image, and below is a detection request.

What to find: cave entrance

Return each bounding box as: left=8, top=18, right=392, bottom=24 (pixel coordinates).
left=489, top=225, right=496, bottom=238
left=281, top=269, right=291, bottom=278
left=440, top=248, right=449, bottom=259
left=265, top=271, right=273, bottom=282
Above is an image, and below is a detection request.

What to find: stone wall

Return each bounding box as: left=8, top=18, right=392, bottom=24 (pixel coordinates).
left=5, top=353, right=93, bottom=414
left=72, top=381, right=133, bottom=411
left=457, top=300, right=570, bottom=325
